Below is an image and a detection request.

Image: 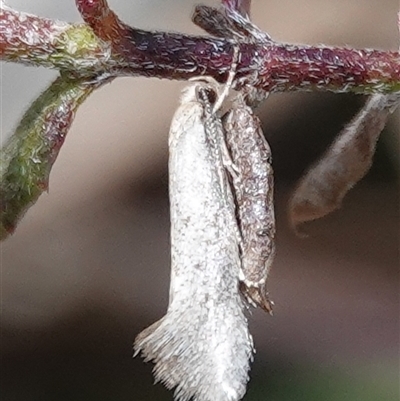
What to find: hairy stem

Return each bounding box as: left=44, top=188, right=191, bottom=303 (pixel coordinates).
left=0, top=75, right=110, bottom=240
left=1, top=3, right=399, bottom=94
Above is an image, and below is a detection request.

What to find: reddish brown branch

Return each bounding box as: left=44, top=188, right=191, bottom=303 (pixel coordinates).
left=0, top=3, right=67, bottom=60
left=0, top=4, right=120, bottom=75
left=75, top=0, right=129, bottom=46
left=73, top=0, right=400, bottom=94
left=1, top=1, right=399, bottom=94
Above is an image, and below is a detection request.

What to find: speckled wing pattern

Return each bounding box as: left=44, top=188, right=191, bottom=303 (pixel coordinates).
left=134, top=83, right=253, bottom=401
left=223, top=95, right=276, bottom=312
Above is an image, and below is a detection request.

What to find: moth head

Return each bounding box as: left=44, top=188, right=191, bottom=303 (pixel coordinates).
left=196, top=85, right=217, bottom=105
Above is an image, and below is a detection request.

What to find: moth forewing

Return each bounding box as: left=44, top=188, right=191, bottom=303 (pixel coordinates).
left=135, top=83, right=253, bottom=401
left=223, top=95, right=276, bottom=313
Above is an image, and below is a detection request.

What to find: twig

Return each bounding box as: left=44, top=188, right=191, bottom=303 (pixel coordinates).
left=1, top=1, right=399, bottom=93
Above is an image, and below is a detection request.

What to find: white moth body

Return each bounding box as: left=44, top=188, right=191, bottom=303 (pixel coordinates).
left=135, top=83, right=253, bottom=401
left=223, top=95, right=276, bottom=312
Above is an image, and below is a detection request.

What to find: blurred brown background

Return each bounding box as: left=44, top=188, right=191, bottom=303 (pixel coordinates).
left=1, top=1, right=399, bottom=400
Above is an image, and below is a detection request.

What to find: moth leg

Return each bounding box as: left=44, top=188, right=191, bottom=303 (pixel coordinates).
left=216, top=46, right=245, bottom=249
left=213, top=45, right=240, bottom=113
left=189, top=45, right=240, bottom=114
left=216, top=45, right=242, bottom=181
left=221, top=138, right=240, bottom=177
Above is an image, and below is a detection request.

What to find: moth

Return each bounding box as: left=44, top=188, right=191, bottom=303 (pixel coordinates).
left=223, top=94, right=276, bottom=313
left=134, top=82, right=253, bottom=401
